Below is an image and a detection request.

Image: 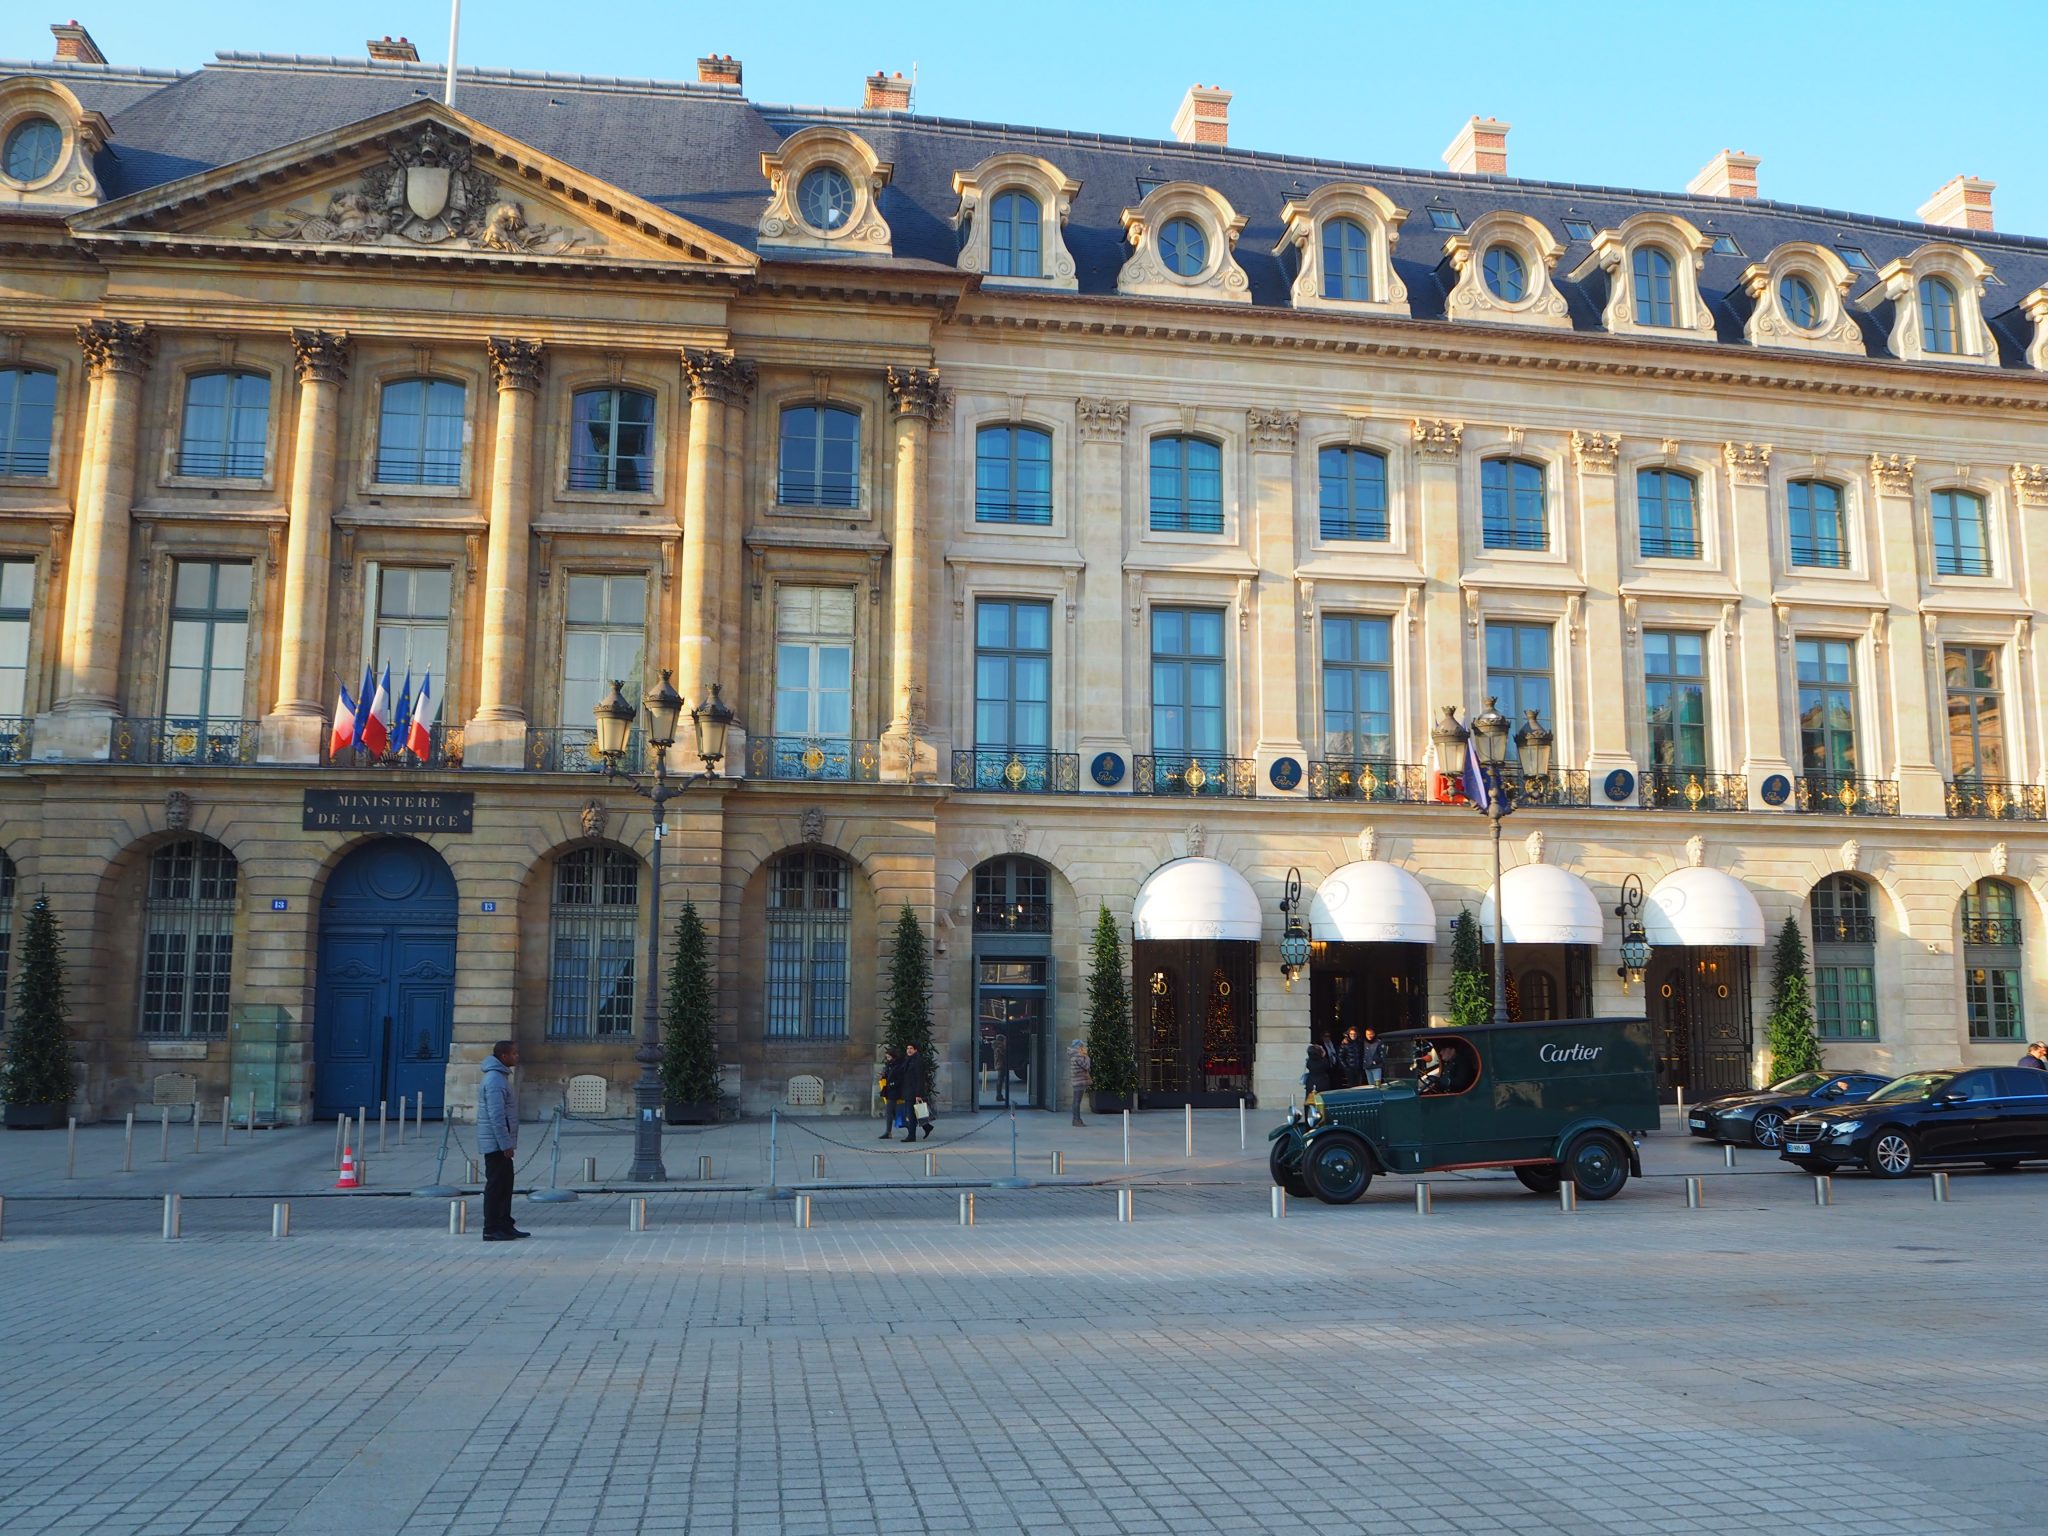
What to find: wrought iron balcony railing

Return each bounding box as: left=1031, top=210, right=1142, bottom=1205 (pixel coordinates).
left=950, top=749, right=1080, bottom=794
left=526, top=727, right=644, bottom=775
left=748, top=735, right=881, bottom=783
left=0, top=717, right=31, bottom=764
left=1963, top=917, right=2023, bottom=948
left=1642, top=768, right=1748, bottom=812
left=1944, top=779, right=2047, bottom=821
left=326, top=722, right=463, bottom=769
left=1306, top=759, right=1431, bottom=802
left=1794, top=772, right=1899, bottom=816
left=115, top=717, right=259, bottom=767
left=1492, top=767, right=1592, bottom=808
left=1133, top=754, right=1257, bottom=798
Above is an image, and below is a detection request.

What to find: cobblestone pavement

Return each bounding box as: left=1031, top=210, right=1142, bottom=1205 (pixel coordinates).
left=2, top=1115, right=2045, bottom=1534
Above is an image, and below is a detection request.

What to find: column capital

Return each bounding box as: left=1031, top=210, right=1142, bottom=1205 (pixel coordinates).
left=289, top=328, right=352, bottom=385
left=1247, top=408, right=1299, bottom=449
left=75, top=319, right=152, bottom=378
left=2012, top=462, right=2048, bottom=507
left=682, top=347, right=753, bottom=405
left=1411, top=418, right=1463, bottom=458
left=486, top=336, right=546, bottom=392
left=1077, top=397, right=1128, bottom=442
left=1568, top=430, right=1620, bottom=474
left=886, top=364, right=946, bottom=421
left=1869, top=452, right=1916, bottom=495
left=1722, top=441, right=1773, bottom=486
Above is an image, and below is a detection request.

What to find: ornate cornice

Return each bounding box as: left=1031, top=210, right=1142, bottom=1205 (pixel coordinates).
left=75, top=319, right=152, bottom=378
left=2012, top=463, right=2048, bottom=506
left=886, top=365, right=944, bottom=421
left=289, top=328, right=352, bottom=386
left=1247, top=409, right=1298, bottom=449
left=1077, top=398, right=1128, bottom=442
left=1722, top=441, right=1772, bottom=486
left=486, top=336, right=545, bottom=392
left=1569, top=430, right=1620, bottom=473
left=682, top=347, right=750, bottom=405
left=1411, top=418, right=1463, bottom=458
left=1870, top=452, right=1916, bottom=494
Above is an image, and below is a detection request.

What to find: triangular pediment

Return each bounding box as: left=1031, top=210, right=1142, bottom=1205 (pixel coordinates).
left=70, top=99, right=754, bottom=271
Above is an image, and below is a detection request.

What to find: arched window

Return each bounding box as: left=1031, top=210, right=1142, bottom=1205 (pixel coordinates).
left=1481, top=458, right=1546, bottom=551
left=1158, top=216, right=1207, bottom=277
left=568, top=387, right=654, bottom=492
left=1632, top=246, right=1676, bottom=327
left=974, top=424, right=1052, bottom=524
left=973, top=856, right=1051, bottom=933
left=0, top=367, right=57, bottom=476
left=375, top=377, right=465, bottom=485
left=1637, top=468, right=1699, bottom=559
left=548, top=847, right=639, bottom=1039
left=1779, top=274, right=1820, bottom=331
left=766, top=849, right=850, bottom=1038
left=1963, top=879, right=2024, bottom=1042
left=1810, top=875, right=1876, bottom=1041
left=0, top=851, right=15, bottom=1034
left=178, top=370, right=270, bottom=479
left=777, top=404, right=861, bottom=508
left=1930, top=489, right=1990, bottom=577
left=140, top=837, right=237, bottom=1038
left=989, top=190, right=1042, bottom=278
left=1148, top=435, right=1222, bottom=533
left=1482, top=244, right=1526, bottom=302
left=1321, top=217, right=1372, bottom=301
left=797, top=165, right=855, bottom=232
left=1918, top=276, right=1959, bottom=354
left=1318, top=446, right=1388, bottom=541
left=1788, top=480, right=1848, bottom=569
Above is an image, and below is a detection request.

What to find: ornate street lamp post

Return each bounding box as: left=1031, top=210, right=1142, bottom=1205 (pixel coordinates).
left=1614, top=872, right=1654, bottom=992
left=592, top=671, right=736, bottom=1182
left=1278, top=866, right=1311, bottom=993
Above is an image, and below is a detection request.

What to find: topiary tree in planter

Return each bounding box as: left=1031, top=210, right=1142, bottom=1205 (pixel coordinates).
left=1085, top=902, right=1138, bottom=1111
left=884, top=901, right=934, bottom=1063
left=3, top=896, right=73, bottom=1129
left=659, top=899, right=721, bottom=1123
left=1447, top=907, right=1492, bottom=1030
left=1763, top=915, right=1825, bottom=1081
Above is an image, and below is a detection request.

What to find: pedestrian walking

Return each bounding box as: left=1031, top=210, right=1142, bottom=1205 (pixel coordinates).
left=1336, top=1026, right=1366, bottom=1087
left=899, top=1042, right=933, bottom=1142
left=1362, top=1027, right=1387, bottom=1086
left=1070, top=1038, right=1092, bottom=1126
left=476, top=1040, right=526, bottom=1242
left=879, top=1045, right=907, bottom=1138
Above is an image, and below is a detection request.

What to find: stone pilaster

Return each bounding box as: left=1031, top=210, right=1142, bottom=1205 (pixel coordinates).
left=463, top=336, right=545, bottom=767
left=1869, top=453, right=1943, bottom=815
left=880, top=365, right=945, bottom=782
left=1248, top=409, right=1305, bottom=784
left=716, top=359, right=754, bottom=773
left=1722, top=442, right=1793, bottom=803
left=1414, top=419, right=1467, bottom=771
left=264, top=329, right=351, bottom=763
left=1570, top=430, right=1634, bottom=795
left=1074, top=398, right=1132, bottom=785
left=677, top=348, right=741, bottom=705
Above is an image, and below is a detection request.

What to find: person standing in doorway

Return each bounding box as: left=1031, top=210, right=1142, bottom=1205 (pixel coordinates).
left=1337, top=1026, right=1366, bottom=1088
left=899, top=1041, right=933, bottom=1141
left=1362, top=1027, right=1387, bottom=1086
left=1070, top=1038, right=1091, bottom=1126
left=477, top=1040, right=526, bottom=1241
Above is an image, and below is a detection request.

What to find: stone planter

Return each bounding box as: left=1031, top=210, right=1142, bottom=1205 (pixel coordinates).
left=3, top=1101, right=67, bottom=1130
left=1090, top=1091, right=1135, bottom=1114
left=664, top=1100, right=717, bottom=1125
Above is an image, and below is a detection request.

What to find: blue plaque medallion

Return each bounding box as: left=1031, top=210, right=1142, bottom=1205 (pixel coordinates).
left=1602, top=768, right=1636, bottom=803
left=1759, top=773, right=1791, bottom=807
left=1268, top=756, right=1303, bottom=791
left=1090, top=752, right=1126, bottom=788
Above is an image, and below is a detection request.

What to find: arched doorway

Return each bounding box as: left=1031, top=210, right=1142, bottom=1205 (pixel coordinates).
left=971, top=856, right=1052, bottom=1110
left=1131, top=858, right=1260, bottom=1108
left=1645, top=867, right=1766, bottom=1101
left=314, top=839, right=457, bottom=1119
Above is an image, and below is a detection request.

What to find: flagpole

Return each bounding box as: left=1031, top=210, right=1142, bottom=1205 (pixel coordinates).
left=444, top=0, right=461, bottom=108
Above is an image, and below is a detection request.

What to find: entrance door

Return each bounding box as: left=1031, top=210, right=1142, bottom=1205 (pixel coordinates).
left=1310, top=943, right=1427, bottom=1045
left=1652, top=945, right=1753, bottom=1103
left=974, top=957, right=1047, bottom=1110
left=1133, top=939, right=1256, bottom=1108
left=314, top=839, right=457, bottom=1119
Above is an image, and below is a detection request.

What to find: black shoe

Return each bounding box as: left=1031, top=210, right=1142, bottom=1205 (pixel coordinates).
left=878, top=1130, right=895, bottom=1140
left=921, top=1122, right=934, bottom=1139
left=901, top=1133, right=917, bottom=1142
left=482, top=1231, right=516, bottom=1242
left=510, top=1228, right=531, bottom=1239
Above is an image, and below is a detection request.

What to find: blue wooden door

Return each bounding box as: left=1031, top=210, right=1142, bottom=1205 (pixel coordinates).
left=314, top=840, right=457, bottom=1119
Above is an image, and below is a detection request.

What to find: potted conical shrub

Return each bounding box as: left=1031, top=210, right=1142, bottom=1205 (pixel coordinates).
left=660, top=900, right=722, bottom=1123
left=3, top=896, right=73, bottom=1129
left=1085, top=903, right=1138, bottom=1113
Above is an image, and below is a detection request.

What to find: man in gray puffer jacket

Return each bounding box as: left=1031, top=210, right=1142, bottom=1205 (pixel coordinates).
left=476, top=1040, right=526, bottom=1241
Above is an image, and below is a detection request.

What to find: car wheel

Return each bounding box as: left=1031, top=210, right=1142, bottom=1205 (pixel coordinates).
left=1514, top=1164, right=1562, bottom=1195
left=1866, top=1128, right=1916, bottom=1178
left=1563, top=1133, right=1630, bottom=1201
left=1301, top=1134, right=1374, bottom=1205
left=1750, top=1110, right=1787, bottom=1150
left=1982, top=1156, right=2022, bottom=1171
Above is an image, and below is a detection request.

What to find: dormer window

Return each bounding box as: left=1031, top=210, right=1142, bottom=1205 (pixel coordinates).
left=1274, top=183, right=1408, bottom=316
left=1160, top=217, right=1206, bottom=276
left=797, top=166, right=855, bottom=233
left=1919, top=276, right=1959, bottom=353
left=759, top=127, right=892, bottom=256
left=0, top=76, right=110, bottom=209
left=1857, top=243, right=1996, bottom=366
left=1483, top=245, right=1526, bottom=302
left=989, top=191, right=1040, bottom=277
left=3, top=118, right=59, bottom=183
left=1118, top=183, right=1249, bottom=304
left=1632, top=246, right=1677, bottom=326
left=1574, top=213, right=1715, bottom=340
left=1779, top=275, right=1819, bottom=329
left=1323, top=219, right=1370, bottom=300
left=1444, top=212, right=1569, bottom=330
left=1740, top=243, right=1861, bottom=356
left=952, top=154, right=1081, bottom=290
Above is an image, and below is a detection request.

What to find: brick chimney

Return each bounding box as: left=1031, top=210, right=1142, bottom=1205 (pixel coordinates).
left=863, top=71, right=910, bottom=111
left=1171, top=85, right=1230, bottom=146
left=1688, top=149, right=1760, bottom=200
left=1442, top=116, right=1510, bottom=175
left=696, top=54, right=742, bottom=86
left=50, top=20, right=106, bottom=64
left=366, top=36, right=420, bottom=63
left=1920, top=175, right=1995, bottom=232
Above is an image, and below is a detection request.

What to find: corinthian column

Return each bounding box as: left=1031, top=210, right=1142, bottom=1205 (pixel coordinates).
left=464, top=337, right=545, bottom=767
left=678, top=348, right=738, bottom=703
left=881, top=366, right=945, bottom=782
left=1570, top=430, right=1634, bottom=797
left=264, top=329, right=350, bottom=763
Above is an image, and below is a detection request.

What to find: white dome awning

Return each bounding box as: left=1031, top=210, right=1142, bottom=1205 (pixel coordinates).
left=1308, top=861, right=1436, bottom=944
left=1645, top=867, right=1765, bottom=947
left=1480, top=864, right=1604, bottom=945
left=1132, top=857, right=1263, bottom=942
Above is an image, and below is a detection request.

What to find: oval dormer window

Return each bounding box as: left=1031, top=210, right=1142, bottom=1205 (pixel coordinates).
left=2, top=117, right=61, bottom=183
left=1779, top=273, right=1820, bottom=331
left=1483, top=245, right=1527, bottom=302
left=797, top=166, right=855, bottom=233
left=1159, top=216, right=1207, bottom=277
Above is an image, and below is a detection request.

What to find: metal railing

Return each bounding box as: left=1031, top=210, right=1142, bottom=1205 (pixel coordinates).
left=1963, top=917, right=2023, bottom=948
left=1794, top=772, right=1899, bottom=816
left=1789, top=540, right=1850, bottom=569
left=1944, top=779, right=2046, bottom=821
left=1494, top=767, right=1591, bottom=807
left=1638, top=533, right=1701, bottom=559
left=1642, top=768, right=1747, bottom=812
left=950, top=749, right=1080, bottom=794
left=0, top=717, right=31, bottom=764
left=526, top=727, right=644, bottom=775
left=566, top=460, right=652, bottom=493
left=747, top=735, right=881, bottom=782
left=1133, top=754, right=1257, bottom=798
left=326, top=722, right=463, bottom=769
left=114, top=717, right=259, bottom=767
left=1306, top=759, right=1431, bottom=802
left=1482, top=524, right=1549, bottom=552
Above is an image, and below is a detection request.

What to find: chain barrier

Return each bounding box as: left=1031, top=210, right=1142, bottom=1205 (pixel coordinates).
left=776, top=1111, right=1009, bottom=1155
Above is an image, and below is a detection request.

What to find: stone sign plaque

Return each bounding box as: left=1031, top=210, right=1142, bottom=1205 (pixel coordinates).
left=302, top=789, right=474, bottom=834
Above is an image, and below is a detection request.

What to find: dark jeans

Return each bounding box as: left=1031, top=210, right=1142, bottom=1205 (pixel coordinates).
left=483, top=1149, right=515, bottom=1235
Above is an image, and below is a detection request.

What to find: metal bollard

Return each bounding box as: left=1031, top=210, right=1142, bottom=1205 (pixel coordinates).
left=66, top=1117, right=77, bottom=1179
left=793, top=1194, right=812, bottom=1229
left=1117, top=1188, right=1135, bottom=1223
left=923, top=1151, right=938, bottom=1177
left=248, top=1091, right=256, bottom=1139
left=628, top=1197, right=649, bottom=1232
left=1685, top=1177, right=1705, bottom=1209
left=159, top=1107, right=171, bottom=1163
left=162, top=1193, right=182, bottom=1241
left=379, top=1101, right=387, bottom=1155
left=958, top=1192, right=975, bottom=1227
left=698, top=1155, right=713, bottom=1181
left=1049, top=1151, right=1065, bottom=1175
left=1121, top=1108, right=1131, bottom=1166
left=466, top=1157, right=480, bottom=1183
left=221, top=1096, right=231, bottom=1148
left=1558, top=1184, right=1578, bottom=1213
left=1415, top=1182, right=1434, bottom=1216
left=1813, top=1175, right=1834, bottom=1206
left=581, top=1157, right=598, bottom=1183
left=192, top=1105, right=202, bottom=1153
left=122, top=1111, right=135, bottom=1172
left=1270, top=1186, right=1286, bottom=1219
left=1723, top=1143, right=1736, bottom=1169
left=271, top=1202, right=291, bottom=1239
left=449, top=1200, right=467, bottom=1235
left=1239, top=1097, right=1246, bottom=1151
left=1931, top=1171, right=1952, bottom=1203
left=415, top=1092, right=424, bottom=1138
left=0, top=1193, right=6, bottom=1240
left=1675, top=1086, right=1685, bottom=1112
left=811, top=1153, right=826, bottom=1179
left=1184, top=1103, right=1193, bottom=1157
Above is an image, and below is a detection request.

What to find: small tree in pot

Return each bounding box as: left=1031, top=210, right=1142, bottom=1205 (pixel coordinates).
left=1085, top=902, right=1138, bottom=1111
left=1763, top=915, right=1825, bottom=1081
left=1447, top=907, right=1492, bottom=1030
left=3, top=896, right=73, bottom=1129
left=660, top=899, right=721, bottom=1123
left=884, top=904, right=935, bottom=1106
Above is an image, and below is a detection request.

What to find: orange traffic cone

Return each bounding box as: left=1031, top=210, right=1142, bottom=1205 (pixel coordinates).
left=336, top=1147, right=359, bottom=1189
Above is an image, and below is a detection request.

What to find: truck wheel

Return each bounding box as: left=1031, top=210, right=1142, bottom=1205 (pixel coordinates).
left=1268, top=1140, right=1310, bottom=1200
left=1563, top=1133, right=1630, bottom=1201
left=1302, top=1134, right=1374, bottom=1205
left=1514, top=1164, right=1562, bottom=1195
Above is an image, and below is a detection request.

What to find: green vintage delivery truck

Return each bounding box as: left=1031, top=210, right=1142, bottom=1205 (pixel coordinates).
left=1270, top=1016, right=1660, bottom=1204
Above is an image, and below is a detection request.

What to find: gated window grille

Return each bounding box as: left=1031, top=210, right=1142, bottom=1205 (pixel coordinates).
left=140, top=837, right=238, bottom=1038
left=548, top=847, right=640, bottom=1039
left=765, top=850, right=850, bottom=1039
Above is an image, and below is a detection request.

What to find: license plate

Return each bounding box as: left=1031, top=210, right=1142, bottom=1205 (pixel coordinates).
left=1688, top=1117, right=1706, bottom=1129
left=1787, top=1142, right=1811, bottom=1156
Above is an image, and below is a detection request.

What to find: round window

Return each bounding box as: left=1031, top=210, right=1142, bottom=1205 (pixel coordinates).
left=1779, top=273, right=1821, bottom=330
left=1158, top=216, right=1208, bottom=277
left=3, top=117, right=62, bottom=184
left=796, top=166, right=855, bottom=233
left=1482, top=244, right=1527, bottom=302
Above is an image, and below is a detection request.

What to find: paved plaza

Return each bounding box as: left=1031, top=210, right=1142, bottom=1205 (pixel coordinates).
left=2, top=1109, right=2045, bottom=1534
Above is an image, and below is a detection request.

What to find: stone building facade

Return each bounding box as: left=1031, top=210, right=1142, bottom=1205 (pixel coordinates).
left=2, top=31, right=2046, bottom=1123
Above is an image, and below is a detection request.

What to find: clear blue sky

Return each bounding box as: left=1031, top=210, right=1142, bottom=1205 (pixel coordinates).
left=11, top=1, right=2047, bottom=238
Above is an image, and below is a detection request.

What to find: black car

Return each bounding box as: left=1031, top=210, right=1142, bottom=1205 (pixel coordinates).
left=1780, top=1066, right=2048, bottom=1177
left=1687, top=1071, right=1891, bottom=1149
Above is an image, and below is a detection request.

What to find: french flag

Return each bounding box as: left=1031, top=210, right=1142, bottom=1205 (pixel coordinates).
left=1463, top=730, right=1492, bottom=812
left=361, top=665, right=393, bottom=756
left=328, top=680, right=359, bottom=759
left=406, top=671, right=438, bottom=760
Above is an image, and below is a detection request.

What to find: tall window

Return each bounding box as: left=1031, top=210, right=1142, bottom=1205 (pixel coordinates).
left=1930, top=489, right=1990, bottom=577
left=1632, top=246, right=1676, bottom=326
left=974, top=856, right=1051, bottom=933
left=1321, top=218, right=1372, bottom=301
left=1150, top=608, right=1226, bottom=758
left=1795, top=638, right=1858, bottom=777
left=773, top=586, right=854, bottom=740
left=1481, top=459, right=1546, bottom=551
left=165, top=562, right=250, bottom=724
left=0, top=367, right=56, bottom=475
left=1944, top=645, right=2005, bottom=782
left=777, top=404, right=860, bottom=508
left=178, top=370, right=269, bottom=479
left=140, top=837, right=237, bottom=1038
left=1643, top=630, right=1709, bottom=771
left=974, top=599, right=1050, bottom=749
left=561, top=574, right=646, bottom=727
left=0, top=560, right=30, bottom=717
left=1919, top=276, right=1959, bottom=354
left=568, top=387, right=654, bottom=492
left=1318, top=447, right=1388, bottom=541
left=548, top=847, right=639, bottom=1039
left=371, top=567, right=451, bottom=704
left=765, top=849, right=849, bottom=1039
left=1963, top=879, right=2023, bottom=1042
left=1810, top=875, right=1876, bottom=1040
left=1149, top=436, right=1222, bottom=533
left=1637, top=468, right=1699, bottom=559
left=375, top=377, right=465, bottom=486
left=974, top=425, right=1052, bottom=525
left=988, top=191, right=1042, bottom=278
left=1788, top=480, right=1848, bottom=568
left=1321, top=614, right=1392, bottom=762
left=1484, top=622, right=1554, bottom=764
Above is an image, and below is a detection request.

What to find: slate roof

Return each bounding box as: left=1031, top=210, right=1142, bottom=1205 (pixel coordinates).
left=9, top=50, right=2048, bottom=368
